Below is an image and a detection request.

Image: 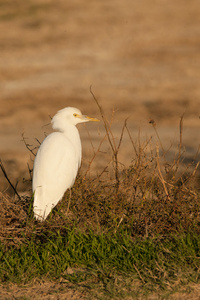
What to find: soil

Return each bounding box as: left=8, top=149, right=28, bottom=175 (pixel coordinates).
left=0, top=0, right=200, bottom=298
left=1, top=280, right=200, bottom=300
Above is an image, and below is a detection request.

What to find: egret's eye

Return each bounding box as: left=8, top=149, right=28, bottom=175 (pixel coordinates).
left=73, top=113, right=78, bottom=117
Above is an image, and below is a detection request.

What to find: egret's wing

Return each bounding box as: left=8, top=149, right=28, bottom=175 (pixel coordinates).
left=32, top=132, right=79, bottom=220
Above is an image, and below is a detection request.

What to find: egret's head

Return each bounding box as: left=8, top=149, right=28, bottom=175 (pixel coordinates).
left=51, top=107, right=99, bottom=131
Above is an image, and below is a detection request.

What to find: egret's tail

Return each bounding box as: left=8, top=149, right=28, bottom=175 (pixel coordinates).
left=33, top=187, right=52, bottom=221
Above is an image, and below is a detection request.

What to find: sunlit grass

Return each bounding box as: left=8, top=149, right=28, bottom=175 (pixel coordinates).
left=1, top=228, right=200, bottom=298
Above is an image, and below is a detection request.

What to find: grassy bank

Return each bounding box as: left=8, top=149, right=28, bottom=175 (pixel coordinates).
left=0, top=107, right=200, bottom=298
left=1, top=228, right=200, bottom=298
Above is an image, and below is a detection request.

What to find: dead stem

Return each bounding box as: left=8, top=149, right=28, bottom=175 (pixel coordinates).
left=21, top=133, right=36, bottom=157
left=149, top=119, right=165, bottom=157
left=174, top=113, right=184, bottom=173
left=156, top=145, right=170, bottom=201
left=0, top=159, right=21, bottom=200
left=90, top=86, right=120, bottom=190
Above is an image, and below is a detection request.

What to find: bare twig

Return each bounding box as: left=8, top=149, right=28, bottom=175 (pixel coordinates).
left=84, top=132, right=108, bottom=177
left=35, top=138, right=41, bottom=145
left=174, top=113, right=184, bottom=173
left=90, top=86, right=115, bottom=154
left=27, top=162, right=33, bottom=181
left=90, top=86, right=121, bottom=190
left=156, top=145, right=170, bottom=200
left=116, top=119, right=128, bottom=152
left=21, top=133, right=38, bottom=157
left=149, top=119, right=165, bottom=157
left=0, top=159, right=21, bottom=200
left=125, top=122, right=138, bottom=157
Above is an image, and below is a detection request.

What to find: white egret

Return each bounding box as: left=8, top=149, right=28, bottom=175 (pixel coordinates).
left=32, top=107, right=99, bottom=221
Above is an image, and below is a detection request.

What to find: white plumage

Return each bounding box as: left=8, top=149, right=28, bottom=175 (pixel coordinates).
left=32, top=107, right=99, bottom=221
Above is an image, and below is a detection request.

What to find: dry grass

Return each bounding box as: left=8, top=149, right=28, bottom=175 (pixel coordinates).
left=0, top=98, right=199, bottom=245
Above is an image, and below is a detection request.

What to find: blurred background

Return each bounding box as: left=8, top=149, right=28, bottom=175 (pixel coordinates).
left=0, top=0, right=199, bottom=194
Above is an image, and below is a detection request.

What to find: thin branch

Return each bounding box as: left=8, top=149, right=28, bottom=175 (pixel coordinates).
left=156, top=145, right=170, bottom=200
left=125, top=123, right=138, bottom=157
left=175, top=113, right=184, bottom=171
left=21, top=133, right=37, bottom=157
left=116, top=118, right=128, bottom=152
left=27, top=162, right=33, bottom=181
left=149, top=119, right=165, bottom=157
left=90, top=86, right=120, bottom=190
left=90, top=86, right=115, bottom=154
left=0, top=159, right=21, bottom=200
left=84, top=132, right=108, bottom=177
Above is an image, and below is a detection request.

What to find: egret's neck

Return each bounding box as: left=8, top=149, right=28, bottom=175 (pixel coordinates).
left=63, top=125, right=82, bottom=164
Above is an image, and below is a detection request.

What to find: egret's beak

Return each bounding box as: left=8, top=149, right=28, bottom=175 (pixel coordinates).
left=75, top=113, right=100, bottom=122
left=85, top=116, right=100, bottom=122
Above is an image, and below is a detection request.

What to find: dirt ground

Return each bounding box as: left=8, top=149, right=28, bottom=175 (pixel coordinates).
left=0, top=281, right=86, bottom=300
left=0, top=0, right=200, bottom=298
left=1, top=280, right=200, bottom=300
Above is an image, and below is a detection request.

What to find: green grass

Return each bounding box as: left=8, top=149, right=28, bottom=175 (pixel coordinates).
left=1, top=226, right=200, bottom=298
